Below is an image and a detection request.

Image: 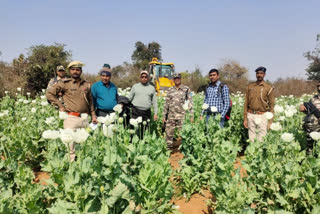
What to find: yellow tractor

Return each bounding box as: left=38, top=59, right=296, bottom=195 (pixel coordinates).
left=148, top=57, right=175, bottom=94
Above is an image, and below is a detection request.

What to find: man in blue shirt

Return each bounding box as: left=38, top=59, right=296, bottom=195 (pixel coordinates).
left=91, top=66, right=118, bottom=117
left=200, top=69, right=230, bottom=128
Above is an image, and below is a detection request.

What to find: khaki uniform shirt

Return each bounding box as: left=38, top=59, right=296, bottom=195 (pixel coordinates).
left=244, top=81, right=275, bottom=118
left=163, top=85, right=193, bottom=120
left=46, top=78, right=96, bottom=117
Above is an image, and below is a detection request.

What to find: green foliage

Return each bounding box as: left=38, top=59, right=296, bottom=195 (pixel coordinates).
left=26, top=43, right=71, bottom=93
left=131, top=41, right=162, bottom=70
left=305, top=34, right=320, bottom=81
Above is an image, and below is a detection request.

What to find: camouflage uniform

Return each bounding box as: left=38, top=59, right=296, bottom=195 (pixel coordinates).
left=303, top=95, right=320, bottom=151
left=47, top=76, right=67, bottom=90
left=163, top=84, right=193, bottom=149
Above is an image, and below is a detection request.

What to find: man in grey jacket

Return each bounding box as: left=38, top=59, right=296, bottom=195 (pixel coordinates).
left=128, top=70, right=158, bottom=136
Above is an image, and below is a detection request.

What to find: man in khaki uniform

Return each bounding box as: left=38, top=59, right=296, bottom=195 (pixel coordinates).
left=162, top=73, right=193, bottom=150
left=243, top=66, right=275, bottom=141
left=46, top=61, right=97, bottom=161
left=47, top=65, right=67, bottom=90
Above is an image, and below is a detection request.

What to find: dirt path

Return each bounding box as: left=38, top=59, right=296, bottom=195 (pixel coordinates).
left=169, top=151, right=214, bottom=214
left=33, top=171, right=50, bottom=185
left=169, top=151, right=247, bottom=214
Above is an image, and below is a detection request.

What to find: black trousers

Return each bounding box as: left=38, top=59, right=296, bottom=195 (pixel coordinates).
left=131, top=106, right=151, bottom=139
left=96, top=109, right=114, bottom=117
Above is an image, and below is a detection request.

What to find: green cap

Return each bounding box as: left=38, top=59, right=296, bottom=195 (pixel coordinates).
left=103, top=64, right=111, bottom=69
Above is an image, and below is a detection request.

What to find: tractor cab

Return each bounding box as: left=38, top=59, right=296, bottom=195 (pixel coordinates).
left=149, top=58, right=175, bottom=93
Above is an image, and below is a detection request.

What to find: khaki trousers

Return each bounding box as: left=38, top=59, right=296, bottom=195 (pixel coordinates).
left=247, top=112, right=268, bottom=142
left=64, top=115, right=89, bottom=161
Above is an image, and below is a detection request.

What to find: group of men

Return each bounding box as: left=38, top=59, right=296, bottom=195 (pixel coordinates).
left=46, top=60, right=320, bottom=161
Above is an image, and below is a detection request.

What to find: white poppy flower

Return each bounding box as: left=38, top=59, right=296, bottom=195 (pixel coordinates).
left=270, top=122, right=282, bottom=131
left=103, top=124, right=114, bottom=138
left=137, top=117, right=143, bottom=123
left=42, top=89, right=46, bottom=93
left=104, top=113, right=117, bottom=125
left=310, top=132, right=320, bottom=141
left=41, top=101, right=49, bottom=106
left=23, top=100, right=29, bottom=104
left=264, top=112, right=273, bottom=120
left=17, top=87, right=21, bottom=92
left=202, top=103, right=209, bottom=110
left=5, top=91, right=8, bottom=94
left=130, top=118, right=138, bottom=127
left=113, top=104, right=123, bottom=113
left=60, top=129, right=75, bottom=144
left=281, top=133, right=294, bottom=142
left=97, top=116, right=106, bottom=124
left=3, top=110, right=9, bottom=115
left=40, top=95, right=46, bottom=100
left=42, top=130, right=59, bottom=140
left=45, top=117, right=55, bottom=124
left=284, top=110, right=294, bottom=117
left=278, top=116, right=285, bottom=121
left=81, top=113, right=88, bottom=120
left=59, top=111, right=68, bottom=120
left=74, top=128, right=90, bottom=143
left=0, top=113, right=4, bottom=117
left=210, top=106, right=218, bottom=113
left=182, top=102, right=189, bottom=111
left=27, top=92, right=31, bottom=96
left=274, top=105, right=284, bottom=114
left=22, top=117, right=27, bottom=121
left=254, top=117, right=262, bottom=125
left=142, top=121, right=147, bottom=125
left=118, top=117, right=124, bottom=124
left=32, top=100, right=36, bottom=104
left=31, top=108, right=37, bottom=113
left=18, top=98, right=23, bottom=103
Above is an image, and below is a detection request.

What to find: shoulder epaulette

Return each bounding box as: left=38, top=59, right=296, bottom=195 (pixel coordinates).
left=62, top=78, right=72, bottom=82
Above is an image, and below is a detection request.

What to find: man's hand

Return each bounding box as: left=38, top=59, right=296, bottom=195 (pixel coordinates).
left=59, top=107, right=66, bottom=112
left=154, top=114, right=158, bottom=121
left=299, top=104, right=306, bottom=112
left=92, top=116, right=98, bottom=124
left=243, top=119, right=248, bottom=129
left=267, top=121, right=272, bottom=130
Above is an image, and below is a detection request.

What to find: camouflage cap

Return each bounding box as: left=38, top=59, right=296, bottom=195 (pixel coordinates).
left=56, top=65, right=65, bottom=71
left=67, top=61, right=85, bottom=69
left=173, top=73, right=181, bottom=78
left=140, top=70, right=148, bottom=76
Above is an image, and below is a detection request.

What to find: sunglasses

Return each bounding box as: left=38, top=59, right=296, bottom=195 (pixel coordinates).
left=58, top=70, right=66, bottom=72
left=140, top=76, right=148, bottom=79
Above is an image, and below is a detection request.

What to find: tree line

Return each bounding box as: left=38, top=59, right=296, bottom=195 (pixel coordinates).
left=0, top=35, right=319, bottom=97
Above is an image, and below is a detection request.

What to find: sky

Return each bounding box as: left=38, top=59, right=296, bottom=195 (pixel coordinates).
left=0, top=0, right=319, bottom=81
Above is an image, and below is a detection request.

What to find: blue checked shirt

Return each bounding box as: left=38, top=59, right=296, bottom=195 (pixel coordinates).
left=201, top=81, right=230, bottom=118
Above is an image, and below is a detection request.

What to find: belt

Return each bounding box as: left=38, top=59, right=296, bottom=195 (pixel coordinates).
left=248, top=109, right=265, bottom=115
left=68, top=112, right=81, bottom=117
left=97, top=109, right=113, bottom=113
